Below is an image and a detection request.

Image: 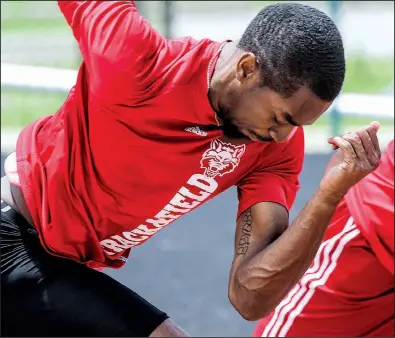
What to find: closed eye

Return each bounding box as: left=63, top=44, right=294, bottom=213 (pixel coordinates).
left=284, top=112, right=300, bottom=127
left=273, top=113, right=300, bottom=127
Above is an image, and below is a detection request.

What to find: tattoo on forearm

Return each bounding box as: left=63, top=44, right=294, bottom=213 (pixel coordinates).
left=236, top=208, right=252, bottom=255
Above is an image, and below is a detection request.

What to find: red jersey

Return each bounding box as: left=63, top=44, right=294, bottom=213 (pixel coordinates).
left=254, top=140, right=394, bottom=337
left=15, top=1, right=304, bottom=270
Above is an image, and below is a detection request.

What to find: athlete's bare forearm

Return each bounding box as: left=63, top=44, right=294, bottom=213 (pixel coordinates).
left=234, top=188, right=339, bottom=319
left=229, top=123, right=381, bottom=321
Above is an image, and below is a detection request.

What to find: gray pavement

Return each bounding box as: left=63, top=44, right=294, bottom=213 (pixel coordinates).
left=1, top=151, right=330, bottom=336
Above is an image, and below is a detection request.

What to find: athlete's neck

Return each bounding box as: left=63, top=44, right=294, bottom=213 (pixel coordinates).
left=208, top=41, right=241, bottom=118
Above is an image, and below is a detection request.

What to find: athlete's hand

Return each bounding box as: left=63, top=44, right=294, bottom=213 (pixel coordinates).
left=319, top=121, right=381, bottom=203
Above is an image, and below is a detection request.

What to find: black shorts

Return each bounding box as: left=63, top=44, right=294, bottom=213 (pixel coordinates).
left=1, top=201, right=168, bottom=337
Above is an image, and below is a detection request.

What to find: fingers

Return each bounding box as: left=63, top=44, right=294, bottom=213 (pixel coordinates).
left=355, top=128, right=374, bottom=162
left=355, top=124, right=381, bottom=164
left=327, top=121, right=381, bottom=168
left=328, top=121, right=381, bottom=161
left=342, top=132, right=366, bottom=162
left=369, top=121, right=380, bottom=133
left=365, top=123, right=381, bottom=160
left=330, top=136, right=357, bottom=164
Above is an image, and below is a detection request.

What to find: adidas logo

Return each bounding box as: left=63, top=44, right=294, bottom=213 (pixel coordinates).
left=185, top=126, right=208, bottom=137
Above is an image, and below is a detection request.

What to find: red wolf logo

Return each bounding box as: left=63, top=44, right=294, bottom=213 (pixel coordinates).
left=200, top=140, right=245, bottom=178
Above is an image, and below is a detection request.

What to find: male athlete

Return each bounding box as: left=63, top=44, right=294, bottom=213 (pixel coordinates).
left=1, top=1, right=382, bottom=337
left=253, top=139, right=394, bottom=337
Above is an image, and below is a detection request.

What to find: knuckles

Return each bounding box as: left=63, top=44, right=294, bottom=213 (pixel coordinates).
left=328, top=127, right=381, bottom=189
left=344, top=154, right=380, bottom=174
left=341, top=141, right=355, bottom=152
left=343, top=133, right=360, bottom=141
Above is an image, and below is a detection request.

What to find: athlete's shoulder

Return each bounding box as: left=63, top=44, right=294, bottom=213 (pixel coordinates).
left=276, top=126, right=305, bottom=168
left=161, top=37, right=222, bottom=86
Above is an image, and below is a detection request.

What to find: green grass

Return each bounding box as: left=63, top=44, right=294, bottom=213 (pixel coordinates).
left=343, top=56, right=393, bottom=94
left=1, top=87, right=68, bottom=127
left=1, top=19, right=67, bottom=32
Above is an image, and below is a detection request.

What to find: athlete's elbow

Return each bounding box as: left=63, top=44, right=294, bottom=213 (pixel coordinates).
left=228, top=290, right=272, bottom=321
left=229, top=268, right=281, bottom=321
left=228, top=284, right=272, bottom=321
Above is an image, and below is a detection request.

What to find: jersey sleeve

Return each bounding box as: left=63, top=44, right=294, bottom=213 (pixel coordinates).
left=236, top=127, right=305, bottom=219
left=345, top=140, right=394, bottom=275
left=58, top=1, right=166, bottom=103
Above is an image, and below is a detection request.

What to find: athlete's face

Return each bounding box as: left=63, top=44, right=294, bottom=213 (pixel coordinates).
left=218, top=54, right=332, bottom=142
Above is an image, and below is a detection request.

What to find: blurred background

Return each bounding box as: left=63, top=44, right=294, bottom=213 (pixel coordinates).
left=1, top=1, right=394, bottom=336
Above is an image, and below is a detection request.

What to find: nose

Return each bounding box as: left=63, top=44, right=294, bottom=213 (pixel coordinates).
left=270, top=125, right=295, bottom=143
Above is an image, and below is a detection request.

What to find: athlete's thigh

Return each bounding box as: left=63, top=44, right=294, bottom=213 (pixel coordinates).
left=4, top=268, right=168, bottom=337
left=1, top=206, right=168, bottom=337
left=37, top=263, right=168, bottom=336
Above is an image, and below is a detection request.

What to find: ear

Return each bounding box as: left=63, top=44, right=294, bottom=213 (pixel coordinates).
left=235, top=53, right=259, bottom=85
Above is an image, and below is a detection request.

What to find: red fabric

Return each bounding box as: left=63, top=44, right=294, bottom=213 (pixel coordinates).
left=253, top=141, right=394, bottom=337
left=345, top=139, right=394, bottom=275
left=237, top=127, right=304, bottom=218
left=16, top=1, right=304, bottom=269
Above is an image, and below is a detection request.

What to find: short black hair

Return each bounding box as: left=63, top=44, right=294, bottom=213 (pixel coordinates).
left=238, top=3, right=345, bottom=101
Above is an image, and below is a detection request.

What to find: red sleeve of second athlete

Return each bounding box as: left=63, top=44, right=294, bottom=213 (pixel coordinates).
left=345, top=139, right=394, bottom=275
left=236, top=127, right=305, bottom=219
left=58, top=1, right=167, bottom=103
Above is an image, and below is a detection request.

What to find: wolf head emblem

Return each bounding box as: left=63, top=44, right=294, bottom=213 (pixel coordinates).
left=200, top=140, right=245, bottom=178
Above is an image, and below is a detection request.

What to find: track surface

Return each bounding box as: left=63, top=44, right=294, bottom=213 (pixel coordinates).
left=1, top=152, right=330, bottom=336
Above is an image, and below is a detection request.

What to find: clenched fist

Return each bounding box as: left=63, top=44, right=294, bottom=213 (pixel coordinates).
left=319, top=121, right=381, bottom=203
